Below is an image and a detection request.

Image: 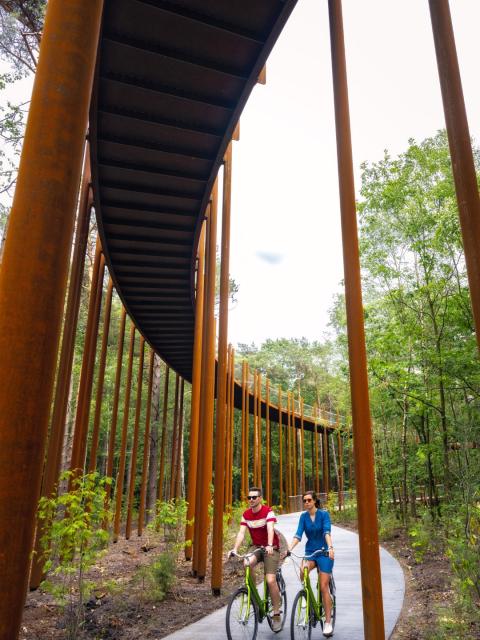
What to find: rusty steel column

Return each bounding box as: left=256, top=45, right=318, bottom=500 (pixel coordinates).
left=174, top=378, right=185, bottom=499
left=429, top=1, right=480, bottom=352
left=169, top=373, right=180, bottom=500
left=0, top=1, right=104, bottom=631
left=196, top=180, right=218, bottom=582
left=258, top=372, right=263, bottom=489
left=338, top=428, right=344, bottom=510
left=286, top=393, right=291, bottom=506
left=241, top=361, right=247, bottom=499
left=228, top=348, right=235, bottom=508
left=126, top=336, right=145, bottom=539
left=30, top=156, right=93, bottom=590
left=212, top=141, right=233, bottom=592
left=292, top=395, right=298, bottom=497
left=252, top=371, right=258, bottom=485
left=69, top=243, right=105, bottom=478
left=244, top=361, right=250, bottom=497
left=314, top=416, right=320, bottom=494
left=88, top=277, right=114, bottom=471
left=300, top=398, right=305, bottom=494
left=278, top=387, right=284, bottom=510
left=113, top=322, right=136, bottom=542
left=328, top=1, right=385, bottom=636
left=265, top=378, right=271, bottom=506
left=185, top=223, right=205, bottom=558
left=193, top=208, right=213, bottom=575
left=138, top=348, right=154, bottom=536
left=105, top=307, right=127, bottom=512
left=224, top=345, right=232, bottom=510
left=323, top=427, right=330, bottom=496
left=157, top=365, right=170, bottom=502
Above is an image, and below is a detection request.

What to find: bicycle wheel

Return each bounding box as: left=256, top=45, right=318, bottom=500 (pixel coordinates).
left=290, top=590, right=312, bottom=640
left=226, top=587, right=258, bottom=640
left=266, top=569, right=288, bottom=632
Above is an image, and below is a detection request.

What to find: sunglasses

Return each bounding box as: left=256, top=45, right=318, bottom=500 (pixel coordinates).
left=303, top=498, right=313, bottom=503
left=247, top=495, right=260, bottom=500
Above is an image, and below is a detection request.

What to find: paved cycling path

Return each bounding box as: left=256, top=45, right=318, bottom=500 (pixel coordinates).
left=164, top=512, right=405, bottom=639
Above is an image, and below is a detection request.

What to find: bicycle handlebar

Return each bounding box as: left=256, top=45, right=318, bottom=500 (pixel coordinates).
left=287, top=548, right=329, bottom=559
left=229, top=546, right=265, bottom=560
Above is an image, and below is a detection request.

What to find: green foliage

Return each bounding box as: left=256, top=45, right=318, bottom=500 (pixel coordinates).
left=149, top=498, right=192, bottom=553
left=408, top=513, right=435, bottom=562
left=134, top=552, right=176, bottom=603
left=37, top=471, right=112, bottom=639
left=444, top=503, right=480, bottom=603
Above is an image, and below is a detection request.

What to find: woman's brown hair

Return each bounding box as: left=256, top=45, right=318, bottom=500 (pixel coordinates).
left=303, top=490, right=321, bottom=509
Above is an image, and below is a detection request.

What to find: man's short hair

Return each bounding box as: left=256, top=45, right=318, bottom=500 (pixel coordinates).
left=248, top=486, right=262, bottom=497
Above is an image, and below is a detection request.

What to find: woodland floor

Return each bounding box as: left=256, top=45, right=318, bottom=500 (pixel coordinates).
left=20, top=518, right=479, bottom=639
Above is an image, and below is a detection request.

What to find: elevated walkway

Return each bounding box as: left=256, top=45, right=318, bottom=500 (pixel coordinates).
left=163, top=514, right=405, bottom=639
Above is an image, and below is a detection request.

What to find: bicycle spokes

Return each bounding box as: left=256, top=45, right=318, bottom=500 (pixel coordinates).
left=291, top=590, right=312, bottom=640
left=226, top=587, right=258, bottom=640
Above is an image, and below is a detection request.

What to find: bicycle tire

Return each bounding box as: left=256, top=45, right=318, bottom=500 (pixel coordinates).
left=266, top=569, right=288, bottom=632
left=226, top=587, right=258, bottom=640
left=290, top=590, right=312, bottom=640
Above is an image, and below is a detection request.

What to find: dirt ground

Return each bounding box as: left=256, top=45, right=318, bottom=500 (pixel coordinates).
left=20, top=519, right=476, bottom=639
left=20, top=530, right=245, bottom=640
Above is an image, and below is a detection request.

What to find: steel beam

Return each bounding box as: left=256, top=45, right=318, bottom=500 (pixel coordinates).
left=328, top=1, right=385, bottom=636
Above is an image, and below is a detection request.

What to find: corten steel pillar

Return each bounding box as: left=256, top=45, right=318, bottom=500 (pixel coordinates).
left=314, top=420, right=320, bottom=494
left=278, top=387, right=284, bottom=510
left=174, top=378, right=185, bottom=499
left=338, top=428, right=344, bottom=510
left=113, top=322, right=136, bottom=542
left=126, top=336, right=145, bottom=539
left=322, top=427, right=330, bottom=496
left=265, top=379, right=272, bottom=506
left=429, top=1, right=480, bottom=353
left=253, top=372, right=259, bottom=485
left=328, top=1, right=385, bottom=636
left=169, top=373, right=180, bottom=500
left=258, top=373, right=263, bottom=489
left=192, top=208, right=213, bottom=575
left=224, top=345, right=232, bottom=510
left=30, top=157, right=93, bottom=590
left=69, top=244, right=105, bottom=479
left=240, top=360, right=248, bottom=501
left=105, top=307, right=127, bottom=512
left=196, top=180, right=218, bottom=582
left=228, top=348, right=235, bottom=509
left=286, top=393, right=291, bottom=506
left=138, top=348, right=155, bottom=536
left=0, top=1, right=104, bottom=631
left=157, top=365, right=170, bottom=502
left=185, top=224, right=206, bottom=559
left=300, top=399, right=305, bottom=494
left=88, top=277, right=114, bottom=471
left=212, top=146, right=234, bottom=592
left=242, top=361, right=250, bottom=498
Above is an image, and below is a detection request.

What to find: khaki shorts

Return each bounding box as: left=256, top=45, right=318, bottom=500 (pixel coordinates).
left=252, top=548, right=280, bottom=575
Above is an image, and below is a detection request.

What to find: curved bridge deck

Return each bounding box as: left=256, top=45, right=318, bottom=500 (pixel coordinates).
left=163, top=514, right=405, bottom=639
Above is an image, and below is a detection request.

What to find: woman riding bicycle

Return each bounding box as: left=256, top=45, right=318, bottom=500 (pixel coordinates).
left=288, top=490, right=335, bottom=637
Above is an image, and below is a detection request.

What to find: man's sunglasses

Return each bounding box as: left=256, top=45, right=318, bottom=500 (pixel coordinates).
left=247, top=495, right=260, bottom=500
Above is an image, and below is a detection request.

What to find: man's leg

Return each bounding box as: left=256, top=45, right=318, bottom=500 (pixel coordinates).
left=266, top=572, right=281, bottom=613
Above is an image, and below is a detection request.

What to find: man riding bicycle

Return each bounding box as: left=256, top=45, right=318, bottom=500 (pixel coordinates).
left=229, top=486, right=283, bottom=632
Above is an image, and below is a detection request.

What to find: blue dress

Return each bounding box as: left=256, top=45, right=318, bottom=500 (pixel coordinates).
left=293, top=509, right=334, bottom=573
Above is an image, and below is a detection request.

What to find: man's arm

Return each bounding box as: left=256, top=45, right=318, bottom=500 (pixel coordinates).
left=266, top=520, right=276, bottom=554
left=232, top=524, right=247, bottom=553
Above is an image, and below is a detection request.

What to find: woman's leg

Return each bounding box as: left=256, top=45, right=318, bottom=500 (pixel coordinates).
left=319, top=571, right=332, bottom=622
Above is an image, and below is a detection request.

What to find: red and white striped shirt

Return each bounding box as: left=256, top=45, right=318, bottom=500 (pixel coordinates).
left=241, top=505, right=279, bottom=548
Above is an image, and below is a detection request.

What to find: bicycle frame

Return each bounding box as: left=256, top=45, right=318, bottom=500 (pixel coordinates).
left=245, top=564, right=269, bottom=620
left=302, top=565, right=322, bottom=622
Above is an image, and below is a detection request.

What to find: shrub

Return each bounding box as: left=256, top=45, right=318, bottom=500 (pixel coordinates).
left=135, top=552, right=176, bottom=603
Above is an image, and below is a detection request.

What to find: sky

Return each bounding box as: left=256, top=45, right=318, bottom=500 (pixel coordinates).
left=226, top=0, right=480, bottom=348
left=2, top=1, right=480, bottom=349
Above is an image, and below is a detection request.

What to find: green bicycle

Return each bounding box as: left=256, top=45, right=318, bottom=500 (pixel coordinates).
left=226, top=547, right=287, bottom=640
left=289, top=549, right=336, bottom=639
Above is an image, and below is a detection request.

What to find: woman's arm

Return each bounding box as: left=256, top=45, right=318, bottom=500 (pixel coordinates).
left=323, top=511, right=334, bottom=560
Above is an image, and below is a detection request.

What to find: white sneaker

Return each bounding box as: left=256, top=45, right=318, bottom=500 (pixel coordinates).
left=272, top=614, right=282, bottom=633
left=323, top=621, right=334, bottom=636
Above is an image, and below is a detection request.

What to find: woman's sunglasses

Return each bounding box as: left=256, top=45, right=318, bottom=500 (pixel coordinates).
left=303, top=498, right=313, bottom=503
